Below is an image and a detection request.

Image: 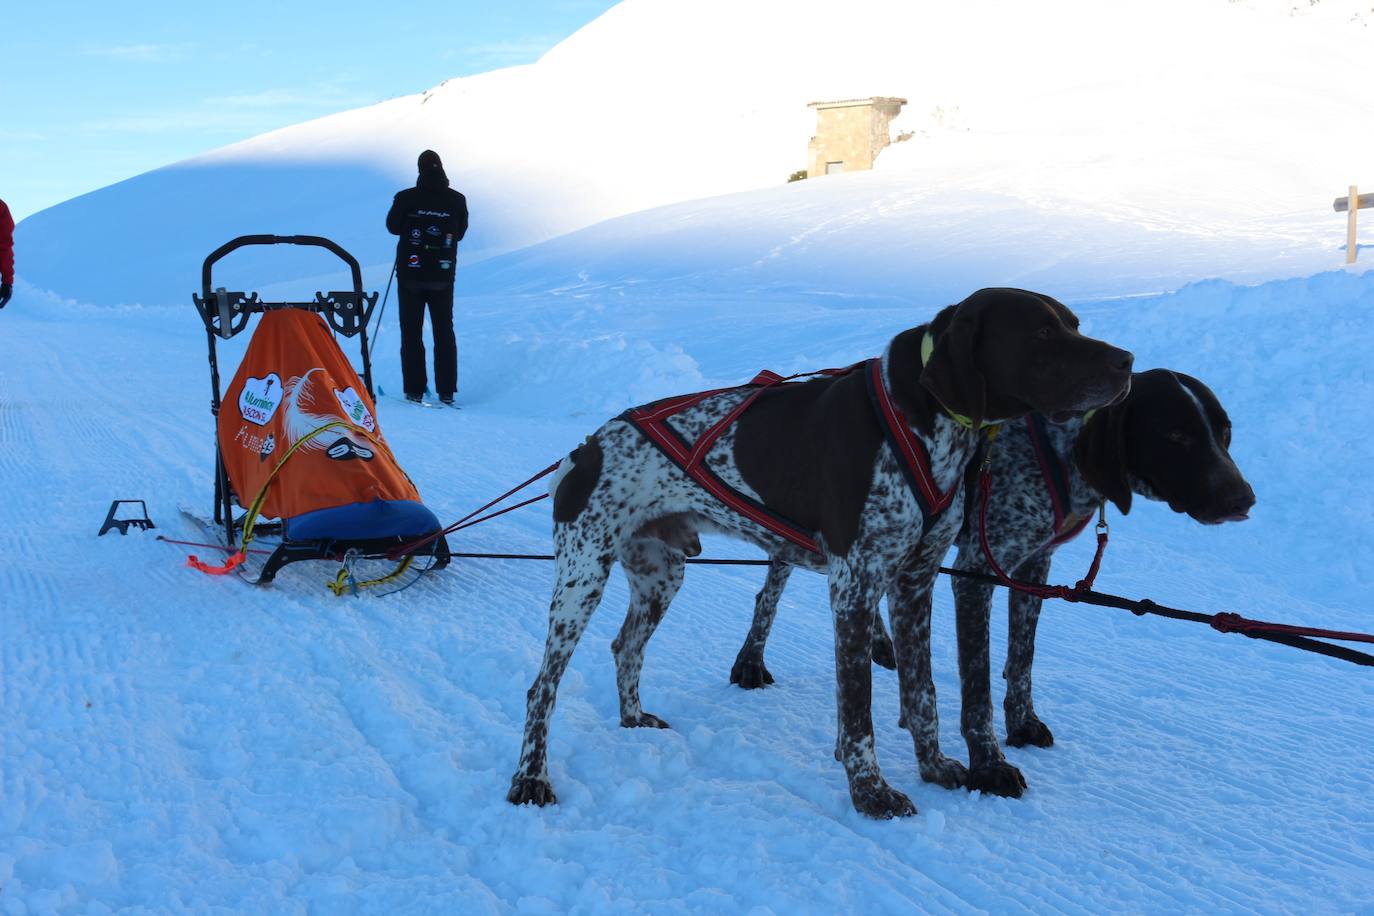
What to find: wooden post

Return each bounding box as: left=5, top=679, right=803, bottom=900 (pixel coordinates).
left=1332, top=187, right=1374, bottom=264
left=1349, top=184, right=1359, bottom=264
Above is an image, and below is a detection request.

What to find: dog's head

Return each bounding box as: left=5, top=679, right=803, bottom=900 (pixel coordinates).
left=1074, top=368, right=1255, bottom=524
left=919, top=288, right=1133, bottom=429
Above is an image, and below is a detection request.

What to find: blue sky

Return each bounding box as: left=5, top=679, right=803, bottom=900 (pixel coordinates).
left=1, top=0, right=618, bottom=221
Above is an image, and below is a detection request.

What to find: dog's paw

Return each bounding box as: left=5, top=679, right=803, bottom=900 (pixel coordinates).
left=1006, top=717, right=1054, bottom=748
left=729, top=657, right=775, bottom=689
left=849, top=777, right=917, bottom=820
left=507, top=775, right=557, bottom=807
left=871, top=630, right=897, bottom=671
left=967, top=761, right=1028, bottom=798
left=621, top=712, right=671, bottom=729
left=918, top=755, right=969, bottom=790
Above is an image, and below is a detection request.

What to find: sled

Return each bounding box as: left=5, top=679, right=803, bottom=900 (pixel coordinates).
left=191, top=234, right=451, bottom=585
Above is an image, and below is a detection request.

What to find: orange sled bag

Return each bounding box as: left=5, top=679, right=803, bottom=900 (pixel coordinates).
left=219, top=309, right=440, bottom=558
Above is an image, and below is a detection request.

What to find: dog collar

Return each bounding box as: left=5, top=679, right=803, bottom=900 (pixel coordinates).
left=919, top=330, right=984, bottom=431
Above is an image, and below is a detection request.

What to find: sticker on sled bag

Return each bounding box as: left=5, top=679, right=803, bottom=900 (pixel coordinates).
left=239, top=374, right=284, bottom=425
left=333, top=386, right=376, bottom=432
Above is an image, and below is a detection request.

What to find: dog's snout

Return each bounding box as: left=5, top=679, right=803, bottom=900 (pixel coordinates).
left=1108, top=348, right=1134, bottom=373
left=1224, top=481, right=1256, bottom=516
left=1206, top=479, right=1256, bottom=523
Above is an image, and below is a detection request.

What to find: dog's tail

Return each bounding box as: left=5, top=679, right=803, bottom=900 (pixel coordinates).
left=550, top=435, right=604, bottom=523
left=548, top=453, right=575, bottom=498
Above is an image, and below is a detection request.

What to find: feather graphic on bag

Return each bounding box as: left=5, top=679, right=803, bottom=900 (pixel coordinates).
left=281, top=368, right=369, bottom=458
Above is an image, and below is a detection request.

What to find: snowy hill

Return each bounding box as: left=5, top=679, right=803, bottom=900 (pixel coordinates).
left=14, top=0, right=1374, bottom=306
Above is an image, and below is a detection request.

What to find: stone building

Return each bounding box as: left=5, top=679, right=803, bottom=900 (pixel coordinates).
left=806, top=96, right=908, bottom=177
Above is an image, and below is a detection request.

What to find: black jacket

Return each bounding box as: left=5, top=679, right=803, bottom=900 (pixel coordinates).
left=387, top=170, right=469, bottom=289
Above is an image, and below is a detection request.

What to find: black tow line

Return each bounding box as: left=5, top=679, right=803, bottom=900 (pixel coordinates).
left=446, top=550, right=1374, bottom=669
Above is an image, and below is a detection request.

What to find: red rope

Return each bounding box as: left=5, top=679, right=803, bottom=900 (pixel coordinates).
left=449, top=494, right=551, bottom=532
left=976, top=471, right=1107, bottom=602
left=1208, top=612, right=1374, bottom=644
left=187, top=551, right=248, bottom=575
left=1074, top=528, right=1110, bottom=592
left=976, top=474, right=1374, bottom=646
left=387, top=461, right=562, bottom=559
left=156, top=535, right=274, bottom=556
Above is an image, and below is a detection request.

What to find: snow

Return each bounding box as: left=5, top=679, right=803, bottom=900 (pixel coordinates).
left=14, top=0, right=1374, bottom=307
left=5, top=0, right=1374, bottom=912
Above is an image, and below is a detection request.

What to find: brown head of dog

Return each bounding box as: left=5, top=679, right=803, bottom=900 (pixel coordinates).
left=894, top=287, right=1135, bottom=428
left=1075, top=368, right=1255, bottom=524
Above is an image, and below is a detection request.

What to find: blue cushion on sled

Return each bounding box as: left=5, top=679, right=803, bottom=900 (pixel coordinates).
left=283, top=498, right=441, bottom=543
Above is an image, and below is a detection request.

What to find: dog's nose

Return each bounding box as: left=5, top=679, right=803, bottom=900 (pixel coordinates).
left=1211, top=480, right=1256, bottom=522
left=1107, top=348, right=1134, bottom=373
left=1224, top=481, right=1256, bottom=516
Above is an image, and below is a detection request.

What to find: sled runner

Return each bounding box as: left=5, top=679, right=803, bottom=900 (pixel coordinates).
left=191, top=234, right=451, bottom=586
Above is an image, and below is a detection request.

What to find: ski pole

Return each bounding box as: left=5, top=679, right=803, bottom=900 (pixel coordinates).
left=367, top=265, right=396, bottom=363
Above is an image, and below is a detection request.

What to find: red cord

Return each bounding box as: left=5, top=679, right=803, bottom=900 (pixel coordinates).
left=977, top=471, right=1107, bottom=602
left=1209, top=612, right=1374, bottom=644
left=187, top=551, right=247, bottom=575
left=387, top=460, right=563, bottom=559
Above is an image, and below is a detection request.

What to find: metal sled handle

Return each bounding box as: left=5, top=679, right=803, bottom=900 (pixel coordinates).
left=199, top=235, right=366, bottom=301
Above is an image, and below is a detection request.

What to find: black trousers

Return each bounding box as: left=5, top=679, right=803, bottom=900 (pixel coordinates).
left=398, top=284, right=457, bottom=398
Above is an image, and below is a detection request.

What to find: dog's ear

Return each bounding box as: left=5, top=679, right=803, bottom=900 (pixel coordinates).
left=1074, top=404, right=1132, bottom=514
left=919, top=308, right=985, bottom=428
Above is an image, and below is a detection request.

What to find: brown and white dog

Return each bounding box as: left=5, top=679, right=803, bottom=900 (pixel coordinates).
left=507, top=288, right=1133, bottom=818
left=730, top=368, right=1254, bottom=799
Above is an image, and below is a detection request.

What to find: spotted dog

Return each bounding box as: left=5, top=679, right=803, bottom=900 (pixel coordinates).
left=507, top=288, right=1133, bottom=819
left=731, top=368, right=1254, bottom=798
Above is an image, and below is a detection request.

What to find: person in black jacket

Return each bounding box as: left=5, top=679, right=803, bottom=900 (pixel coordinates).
left=386, top=150, right=469, bottom=403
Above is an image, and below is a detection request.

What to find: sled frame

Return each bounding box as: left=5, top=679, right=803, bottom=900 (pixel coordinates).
left=191, top=235, right=448, bottom=581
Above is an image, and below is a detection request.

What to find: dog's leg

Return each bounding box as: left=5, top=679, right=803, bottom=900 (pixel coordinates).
left=612, top=536, right=685, bottom=727
left=952, top=571, right=1027, bottom=797
left=507, top=526, right=616, bottom=807
left=889, top=560, right=968, bottom=791
left=730, top=560, right=791, bottom=688
left=1004, top=551, right=1054, bottom=748
left=829, top=555, right=916, bottom=819
left=870, top=603, right=897, bottom=671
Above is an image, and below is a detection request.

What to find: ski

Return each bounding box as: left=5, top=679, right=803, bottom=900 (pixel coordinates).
left=377, top=386, right=460, bottom=410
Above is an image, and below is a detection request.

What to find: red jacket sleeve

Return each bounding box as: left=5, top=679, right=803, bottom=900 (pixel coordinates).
left=0, top=199, right=13, bottom=285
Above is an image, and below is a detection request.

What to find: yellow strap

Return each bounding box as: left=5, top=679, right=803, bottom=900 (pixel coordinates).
left=239, top=420, right=352, bottom=551
left=233, top=419, right=425, bottom=594
left=919, top=330, right=991, bottom=431
left=237, top=419, right=394, bottom=551
left=327, top=555, right=415, bottom=596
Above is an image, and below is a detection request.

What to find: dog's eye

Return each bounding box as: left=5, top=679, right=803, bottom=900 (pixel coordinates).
left=1035, top=326, right=1052, bottom=340
left=1168, top=430, right=1193, bottom=447
left=1220, top=425, right=1232, bottom=448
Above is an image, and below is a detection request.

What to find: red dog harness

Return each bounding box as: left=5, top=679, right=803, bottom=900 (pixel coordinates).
left=1023, top=412, right=1092, bottom=548
left=622, top=358, right=959, bottom=557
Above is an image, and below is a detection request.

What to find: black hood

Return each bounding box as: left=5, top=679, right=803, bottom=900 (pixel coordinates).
left=417, top=149, right=449, bottom=190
